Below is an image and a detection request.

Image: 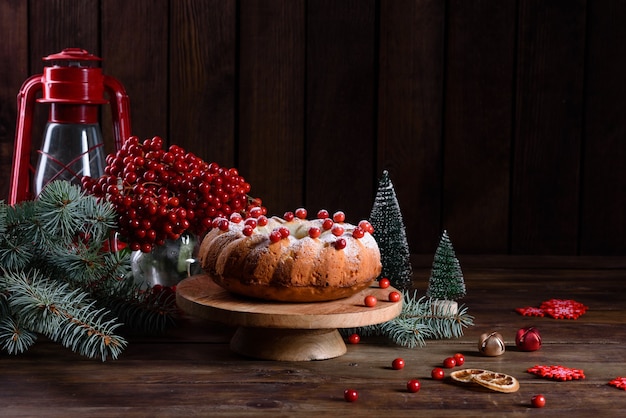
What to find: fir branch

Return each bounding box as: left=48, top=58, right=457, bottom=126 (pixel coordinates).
left=35, top=180, right=85, bottom=239
left=0, top=314, right=38, bottom=355
left=342, top=291, right=474, bottom=348
left=4, top=269, right=127, bottom=361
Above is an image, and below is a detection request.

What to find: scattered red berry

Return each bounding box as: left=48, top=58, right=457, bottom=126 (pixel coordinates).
left=392, top=358, right=405, bottom=370
left=308, top=227, right=321, bottom=239
left=364, top=295, right=377, bottom=307
left=453, top=353, right=465, bottom=366
left=379, top=278, right=390, bottom=289
left=443, top=357, right=457, bottom=368
left=322, top=218, right=334, bottom=230
left=348, top=333, right=360, bottom=344
left=431, top=367, right=445, bottom=380
left=269, top=230, right=282, bottom=243
left=344, top=388, right=358, bottom=402
left=531, top=394, right=546, bottom=408
left=283, top=211, right=295, bottom=222
left=406, top=379, right=421, bottom=393
left=388, top=291, right=401, bottom=303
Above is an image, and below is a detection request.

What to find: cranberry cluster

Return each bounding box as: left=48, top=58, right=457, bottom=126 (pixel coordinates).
left=82, top=136, right=264, bottom=252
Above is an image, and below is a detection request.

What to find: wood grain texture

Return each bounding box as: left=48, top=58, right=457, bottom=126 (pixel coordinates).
left=511, top=0, right=587, bottom=254
left=101, top=0, right=169, bottom=152
left=1, top=1, right=626, bottom=256
left=238, top=0, right=306, bottom=214
left=580, top=0, right=626, bottom=255
left=305, top=0, right=377, bottom=221
left=170, top=0, right=237, bottom=166
left=1, top=256, right=625, bottom=415
left=0, top=0, right=28, bottom=200
left=377, top=0, right=445, bottom=254
left=443, top=0, right=517, bottom=253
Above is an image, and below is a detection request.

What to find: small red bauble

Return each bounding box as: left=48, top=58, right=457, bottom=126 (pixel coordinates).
left=364, top=295, right=377, bottom=307
left=379, top=278, right=390, bottom=289
left=348, top=333, right=360, bottom=344
left=392, top=358, right=405, bottom=370
left=516, top=326, right=542, bottom=351
left=531, top=394, right=546, bottom=408
left=406, top=379, right=421, bottom=393
left=453, top=353, right=465, bottom=366
left=443, top=357, right=457, bottom=368
left=388, top=291, right=401, bottom=302
left=431, top=367, right=445, bottom=380
left=344, top=388, right=358, bottom=402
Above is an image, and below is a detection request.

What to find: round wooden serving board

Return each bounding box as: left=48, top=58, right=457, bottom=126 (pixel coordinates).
left=176, top=274, right=402, bottom=361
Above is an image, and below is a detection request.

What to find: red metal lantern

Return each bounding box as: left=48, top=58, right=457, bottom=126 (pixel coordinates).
left=9, top=48, right=131, bottom=204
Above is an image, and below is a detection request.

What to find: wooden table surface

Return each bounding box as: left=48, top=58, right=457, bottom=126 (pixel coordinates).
left=2, top=255, right=626, bottom=417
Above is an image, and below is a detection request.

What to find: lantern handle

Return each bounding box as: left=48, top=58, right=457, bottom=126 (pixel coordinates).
left=9, top=74, right=43, bottom=204
left=104, top=75, right=131, bottom=151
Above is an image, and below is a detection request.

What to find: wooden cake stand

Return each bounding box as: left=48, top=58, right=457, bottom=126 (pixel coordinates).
left=176, top=274, right=403, bottom=361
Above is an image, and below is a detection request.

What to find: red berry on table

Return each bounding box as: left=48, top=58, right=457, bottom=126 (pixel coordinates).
left=344, top=389, right=358, bottom=402
left=453, top=353, right=465, bottom=366
left=364, top=295, right=377, bottom=307
left=295, top=208, right=307, bottom=219
left=388, top=291, right=401, bottom=303
left=333, top=211, right=346, bottom=222
left=392, top=358, right=405, bottom=370
left=531, top=394, right=546, bottom=408
left=431, top=367, right=445, bottom=380
left=443, top=357, right=457, bottom=368
left=348, top=333, right=360, bottom=344
left=406, top=379, right=421, bottom=393
left=379, top=278, right=390, bottom=289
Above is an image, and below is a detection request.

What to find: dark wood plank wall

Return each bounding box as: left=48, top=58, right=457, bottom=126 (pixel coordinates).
left=0, top=0, right=625, bottom=256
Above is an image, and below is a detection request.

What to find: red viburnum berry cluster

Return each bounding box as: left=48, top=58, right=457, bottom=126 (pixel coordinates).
left=82, top=136, right=265, bottom=252
left=515, top=298, right=589, bottom=319
left=527, top=365, right=585, bottom=381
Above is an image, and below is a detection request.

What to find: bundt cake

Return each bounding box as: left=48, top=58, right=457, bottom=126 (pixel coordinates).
left=199, top=208, right=382, bottom=302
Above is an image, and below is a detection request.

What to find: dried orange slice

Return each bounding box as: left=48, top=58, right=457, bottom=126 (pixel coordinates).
left=450, top=369, right=488, bottom=383
left=450, top=369, right=520, bottom=393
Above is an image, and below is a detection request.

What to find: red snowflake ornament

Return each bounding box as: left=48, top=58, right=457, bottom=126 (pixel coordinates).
left=540, top=299, right=588, bottom=319
left=515, top=299, right=588, bottom=319
left=609, top=377, right=626, bottom=390
left=527, top=365, right=585, bottom=381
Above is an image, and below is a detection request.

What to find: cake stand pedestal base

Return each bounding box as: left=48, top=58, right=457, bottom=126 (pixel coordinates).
left=176, top=274, right=402, bottom=361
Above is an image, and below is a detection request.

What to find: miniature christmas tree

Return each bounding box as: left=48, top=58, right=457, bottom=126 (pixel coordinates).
left=368, top=170, right=413, bottom=291
left=426, top=230, right=466, bottom=301
left=0, top=181, right=178, bottom=361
